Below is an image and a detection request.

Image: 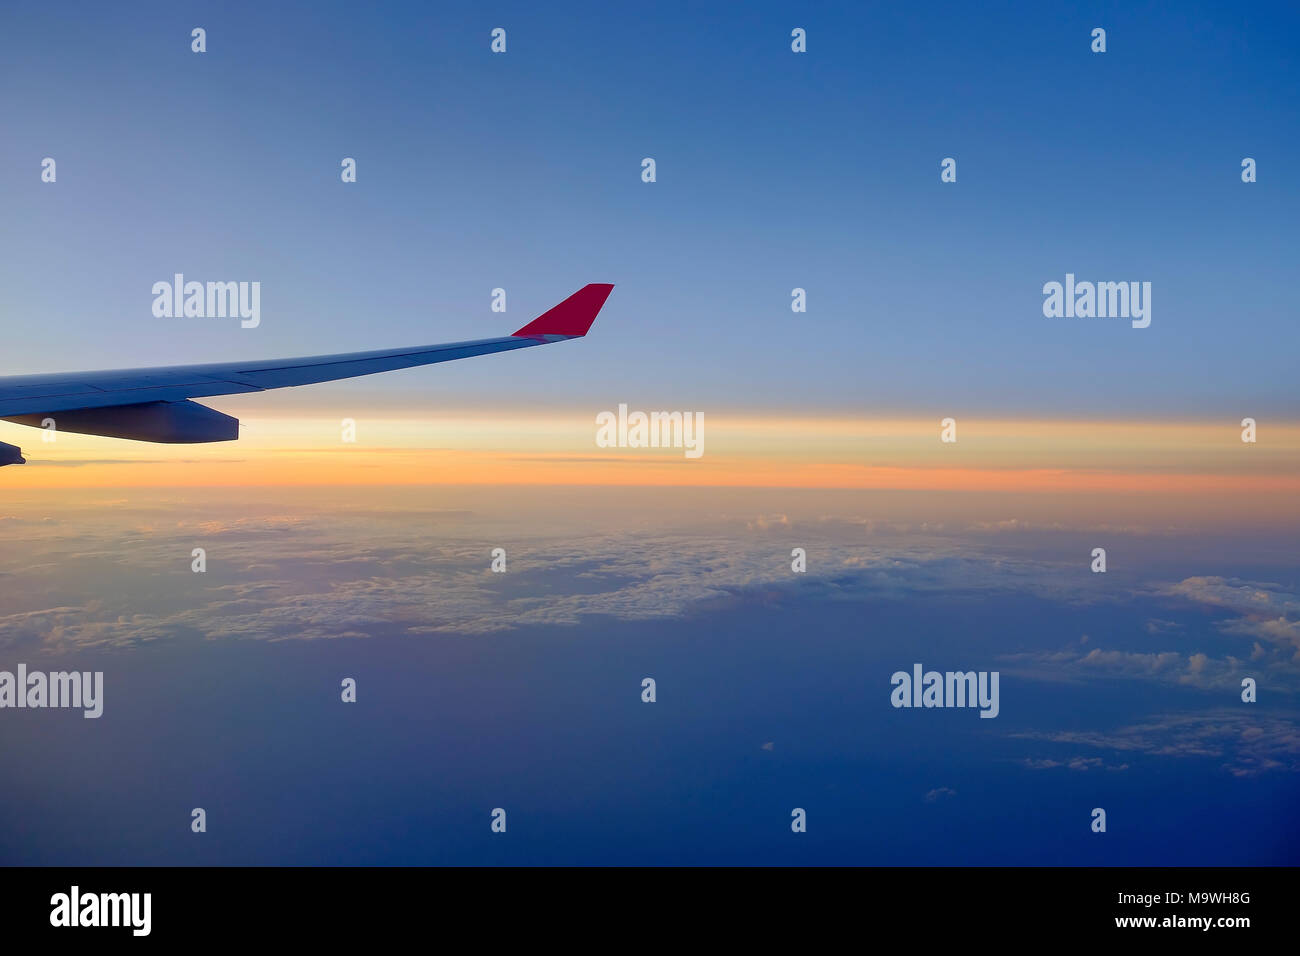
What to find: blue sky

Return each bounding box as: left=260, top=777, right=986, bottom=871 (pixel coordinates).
left=1, top=0, right=1296, bottom=415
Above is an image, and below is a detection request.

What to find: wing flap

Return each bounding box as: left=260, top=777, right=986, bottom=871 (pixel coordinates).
left=4, top=400, right=239, bottom=443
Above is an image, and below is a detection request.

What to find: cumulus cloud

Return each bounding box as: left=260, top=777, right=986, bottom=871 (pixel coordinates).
left=1022, top=756, right=1128, bottom=772
left=999, top=645, right=1252, bottom=690
left=746, top=514, right=791, bottom=531
left=0, top=516, right=1071, bottom=649
left=1013, top=712, right=1300, bottom=776
left=1158, top=576, right=1300, bottom=656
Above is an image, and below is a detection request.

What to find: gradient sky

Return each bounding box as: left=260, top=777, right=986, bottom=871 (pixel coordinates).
left=1, top=0, right=1297, bottom=424
left=2, top=2, right=1299, bottom=868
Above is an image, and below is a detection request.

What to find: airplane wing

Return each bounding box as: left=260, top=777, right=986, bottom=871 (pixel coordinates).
left=0, top=283, right=613, bottom=466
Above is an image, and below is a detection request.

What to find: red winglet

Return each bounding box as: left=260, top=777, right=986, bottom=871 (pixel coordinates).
left=511, top=284, right=614, bottom=338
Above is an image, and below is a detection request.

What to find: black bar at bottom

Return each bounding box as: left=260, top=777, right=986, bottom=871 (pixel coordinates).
left=0, top=866, right=1285, bottom=942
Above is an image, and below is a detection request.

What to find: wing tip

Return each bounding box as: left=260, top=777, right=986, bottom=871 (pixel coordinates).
left=511, top=283, right=614, bottom=338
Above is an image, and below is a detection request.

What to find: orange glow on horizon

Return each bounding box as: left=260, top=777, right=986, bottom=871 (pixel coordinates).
left=2, top=413, right=1296, bottom=516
